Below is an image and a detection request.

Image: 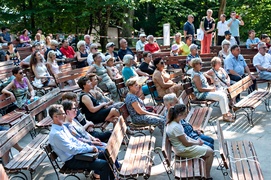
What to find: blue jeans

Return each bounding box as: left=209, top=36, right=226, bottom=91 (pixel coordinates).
left=65, top=153, right=114, bottom=180
left=196, top=134, right=214, bottom=150
left=89, top=130, right=112, bottom=143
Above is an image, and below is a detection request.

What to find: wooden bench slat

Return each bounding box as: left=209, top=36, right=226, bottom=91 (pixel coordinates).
left=132, top=136, right=147, bottom=176
left=231, top=141, right=246, bottom=180
left=226, top=141, right=239, bottom=180
left=187, top=158, right=193, bottom=178
left=237, top=141, right=253, bottom=180
left=193, top=158, right=201, bottom=177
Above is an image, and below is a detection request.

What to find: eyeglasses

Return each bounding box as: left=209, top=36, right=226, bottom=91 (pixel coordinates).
left=71, top=107, right=78, bottom=111
left=261, top=47, right=268, bottom=49
left=18, top=72, right=23, bottom=75
left=159, top=61, right=164, bottom=65
left=94, top=48, right=98, bottom=50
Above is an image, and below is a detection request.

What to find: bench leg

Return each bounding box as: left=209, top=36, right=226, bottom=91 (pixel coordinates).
left=265, top=98, right=271, bottom=112
left=9, top=171, right=28, bottom=180
left=154, top=148, right=172, bottom=180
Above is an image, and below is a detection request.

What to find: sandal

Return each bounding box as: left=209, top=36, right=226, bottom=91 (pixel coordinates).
left=91, top=173, right=100, bottom=180
left=223, top=115, right=234, bottom=122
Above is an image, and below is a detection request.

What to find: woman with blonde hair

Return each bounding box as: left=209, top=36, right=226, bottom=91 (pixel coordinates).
left=76, top=40, right=88, bottom=68
left=200, top=9, right=215, bottom=54
left=47, top=50, right=61, bottom=75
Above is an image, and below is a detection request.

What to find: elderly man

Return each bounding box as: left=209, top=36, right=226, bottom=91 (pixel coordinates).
left=136, top=33, right=147, bottom=51
left=144, top=35, right=160, bottom=53
left=173, top=32, right=184, bottom=47
left=118, top=38, right=136, bottom=61
left=84, top=35, right=92, bottom=53
left=34, top=33, right=44, bottom=45
left=45, top=40, right=66, bottom=65
left=253, top=42, right=271, bottom=80
left=227, top=11, right=244, bottom=45
left=224, top=45, right=256, bottom=101
left=183, top=15, right=195, bottom=41
left=217, top=14, right=228, bottom=45
left=60, top=39, right=76, bottom=59
left=222, top=30, right=236, bottom=47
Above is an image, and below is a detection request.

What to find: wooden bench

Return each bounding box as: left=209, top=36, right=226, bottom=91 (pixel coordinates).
left=227, top=75, right=271, bottom=126
left=247, top=63, right=271, bottom=91
left=114, top=77, right=129, bottom=102
left=146, top=80, right=163, bottom=105
left=160, top=128, right=206, bottom=180
left=0, top=115, right=48, bottom=179
left=105, top=116, right=156, bottom=179
left=216, top=120, right=264, bottom=179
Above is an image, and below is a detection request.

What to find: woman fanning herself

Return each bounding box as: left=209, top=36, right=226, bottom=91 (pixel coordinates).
left=166, top=104, right=214, bottom=180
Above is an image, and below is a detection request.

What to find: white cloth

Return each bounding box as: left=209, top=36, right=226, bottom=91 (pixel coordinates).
left=253, top=52, right=271, bottom=72
left=205, top=91, right=229, bottom=114
left=217, top=21, right=229, bottom=36
left=87, top=52, right=106, bottom=66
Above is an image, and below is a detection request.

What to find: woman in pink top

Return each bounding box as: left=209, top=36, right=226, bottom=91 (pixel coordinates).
left=144, top=35, right=161, bottom=53
left=19, top=29, right=31, bottom=47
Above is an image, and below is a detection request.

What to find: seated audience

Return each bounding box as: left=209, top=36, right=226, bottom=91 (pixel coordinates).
left=166, top=104, right=214, bottom=179
left=170, top=44, right=179, bottom=57
left=19, top=29, right=31, bottom=47
left=125, top=77, right=165, bottom=133
left=34, top=33, right=44, bottom=45
left=179, top=34, right=193, bottom=56
left=118, top=38, right=136, bottom=61
left=218, top=40, right=230, bottom=60
left=46, top=50, right=61, bottom=75
left=45, top=36, right=51, bottom=49
left=88, top=53, right=119, bottom=101
left=0, top=27, right=11, bottom=44
left=105, top=42, right=122, bottom=71
left=76, top=40, right=88, bottom=68
left=139, top=51, right=155, bottom=75
left=30, top=50, right=56, bottom=88
left=172, top=32, right=185, bottom=48
left=105, top=55, right=122, bottom=81
left=78, top=75, right=120, bottom=124
left=87, top=43, right=105, bottom=65
left=48, top=104, right=114, bottom=180
left=37, top=28, right=45, bottom=42
left=45, top=40, right=66, bottom=66
left=163, top=93, right=214, bottom=149
left=6, top=42, right=20, bottom=66
left=246, top=30, right=260, bottom=49
left=204, top=57, right=230, bottom=91
left=62, top=92, right=112, bottom=142
left=60, top=39, right=76, bottom=59
left=186, top=44, right=200, bottom=74
left=144, top=35, right=160, bottom=53
left=253, top=42, right=271, bottom=80
left=20, top=43, right=42, bottom=66
left=222, top=30, right=236, bottom=47
left=152, top=57, right=183, bottom=97
left=224, top=45, right=256, bottom=101
left=191, top=58, right=233, bottom=122
left=136, top=33, right=147, bottom=51
left=2, top=66, right=38, bottom=110
left=84, top=34, right=92, bottom=53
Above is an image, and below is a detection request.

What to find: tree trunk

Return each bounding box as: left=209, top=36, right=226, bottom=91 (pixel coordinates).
left=29, top=0, right=35, bottom=34
left=122, top=8, right=134, bottom=47
left=99, top=6, right=111, bottom=53
left=218, top=0, right=227, bottom=18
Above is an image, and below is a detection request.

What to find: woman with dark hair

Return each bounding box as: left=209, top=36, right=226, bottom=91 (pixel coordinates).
left=152, top=57, right=183, bottom=97
left=19, top=29, right=31, bottom=47
left=166, top=104, right=214, bottom=180
left=30, top=50, right=55, bottom=88
left=6, top=42, right=20, bottom=66
left=77, top=74, right=120, bottom=125
left=138, top=51, right=155, bottom=75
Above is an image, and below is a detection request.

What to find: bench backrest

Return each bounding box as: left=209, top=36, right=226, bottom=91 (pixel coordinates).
left=41, top=143, right=61, bottom=175
left=216, top=120, right=229, bottom=169
left=119, top=103, right=130, bottom=121
left=0, top=94, right=16, bottom=113
left=114, top=77, right=128, bottom=101
left=0, top=61, right=13, bottom=67
left=0, top=115, right=34, bottom=157
left=179, top=90, right=190, bottom=111
left=161, top=127, right=172, bottom=168
left=182, top=82, right=195, bottom=99
left=105, top=116, right=127, bottom=165
left=227, top=75, right=253, bottom=99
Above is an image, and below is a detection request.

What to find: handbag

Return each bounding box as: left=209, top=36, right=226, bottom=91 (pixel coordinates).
left=74, top=152, right=99, bottom=162
left=197, top=29, right=204, bottom=41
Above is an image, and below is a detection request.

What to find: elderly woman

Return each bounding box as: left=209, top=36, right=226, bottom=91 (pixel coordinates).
left=200, top=9, right=215, bottom=54
left=218, top=40, right=230, bottom=60
left=105, top=55, right=122, bottom=81
left=19, top=29, right=31, bottom=47
left=87, top=43, right=105, bottom=66
left=6, top=42, right=20, bottom=66
left=87, top=53, right=119, bottom=101
left=191, top=58, right=233, bottom=122
left=152, top=57, right=183, bottom=97
left=144, top=35, right=160, bottom=53
left=186, top=44, right=200, bottom=74
left=104, top=42, right=122, bottom=65
left=125, top=77, right=165, bottom=133
left=77, top=74, right=120, bottom=124
left=166, top=104, right=214, bottom=179
left=30, top=50, right=56, bottom=88
left=76, top=40, right=88, bottom=68
left=45, top=40, right=66, bottom=66
left=179, top=34, right=193, bottom=56
left=139, top=51, right=155, bottom=75
left=204, top=57, right=230, bottom=91
left=2, top=67, right=38, bottom=109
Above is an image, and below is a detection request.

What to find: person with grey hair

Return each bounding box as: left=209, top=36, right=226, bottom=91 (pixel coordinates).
left=217, top=14, right=228, bottom=45
left=87, top=43, right=105, bottom=65
left=75, top=40, right=88, bottom=68
left=218, top=40, right=230, bottom=60
left=200, top=9, right=215, bottom=54
left=118, top=38, right=136, bottom=61
left=84, top=34, right=91, bottom=53
left=186, top=44, right=200, bottom=74
left=144, top=35, right=160, bottom=53
left=191, top=58, right=233, bottom=122
left=136, top=33, right=147, bottom=51
left=253, top=42, right=271, bottom=80
left=44, top=39, right=66, bottom=66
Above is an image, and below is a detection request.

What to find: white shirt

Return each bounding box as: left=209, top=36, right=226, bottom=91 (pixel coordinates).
left=222, top=37, right=236, bottom=48
left=87, top=52, right=106, bottom=66
left=253, top=52, right=271, bottom=72
left=217, top=21, right=229, bottom=36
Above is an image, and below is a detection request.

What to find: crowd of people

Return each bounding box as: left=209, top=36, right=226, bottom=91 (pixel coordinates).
left=1, top=10, right=271, bottom=178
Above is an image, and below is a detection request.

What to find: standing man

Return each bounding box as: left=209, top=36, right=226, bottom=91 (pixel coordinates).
left=183, top=15, right=195, bottom=42
left=136, top=33, right=147, bottom=51
left=227, top=11, right=244, bottom=45
left=217, top=14, right=228, bottom=45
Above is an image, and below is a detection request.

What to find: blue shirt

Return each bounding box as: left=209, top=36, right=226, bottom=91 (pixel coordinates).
left=118, top=48, right=134, bottom=60
left=122, top=66, right=137, bottom=82
left=224, top=53, right=247, bottom=76
left=180, top=119, right=199, bottom=139
left=0, top=32, right=11, bottom=42
left=246, top=38, right=260, bottom=49
left=49, top=124, right=95, bottom=162
left=183, top=22, right=195, bottom=39
left=227, top=18, right=241, bottom=37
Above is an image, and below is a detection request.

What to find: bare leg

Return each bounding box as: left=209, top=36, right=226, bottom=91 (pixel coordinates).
left=105, top=108, right=120, bottom=122
left=202, top=148, right=214, bottom=178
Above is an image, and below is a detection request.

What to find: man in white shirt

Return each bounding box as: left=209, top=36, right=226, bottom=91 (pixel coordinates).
left=136, top=33, right=147, bottom=51
left=217, top=14, right=228, bottom=45
left=222, top=30, right=236, bottom=47
left=253, top=42, right=271, bottom=80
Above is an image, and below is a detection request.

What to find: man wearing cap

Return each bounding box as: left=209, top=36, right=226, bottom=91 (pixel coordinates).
left=253, top=42, right=271, bottom=80
left=246, top=30, right=260, bottom=49
left=186, top=44, right=200, bottom=75
left=136, top=34, right=147, bottom=51
left=222, top=30, right=236, bottom=48
left=216, top=14, right=228, bottom=45
left=227, top=11, right=244, bottom=45
left=45, top=40, right=66, bottom=66
left=118, top=38, right=137, bottom=61
left=183, top=15, right=195, bottom=42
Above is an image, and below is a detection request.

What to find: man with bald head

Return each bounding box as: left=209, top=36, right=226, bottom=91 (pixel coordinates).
left=118, top=38, right=136, bottom=61
left=183, top=15, right=195, bottom=41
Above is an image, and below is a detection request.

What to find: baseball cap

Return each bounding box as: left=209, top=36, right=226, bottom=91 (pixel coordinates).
left=139, top=33, right=146, bottom=37
left=224, top=30, right=232, bottom=36
left=106, top=42, right=115, bottom=49
left=105, top=55, right=114, bottom=63
left=171, top=44, right=179, bottom=51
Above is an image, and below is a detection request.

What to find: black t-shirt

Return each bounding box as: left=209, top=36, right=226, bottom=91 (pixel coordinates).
left=139, top=62, right=155, bottom=75
left=202, top=16, right=215, bottom=33
left=105, top=51, right=119, bottom=61
left=118, top=48, right=134, bottom=60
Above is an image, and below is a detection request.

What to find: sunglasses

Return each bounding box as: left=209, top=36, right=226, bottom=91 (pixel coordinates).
left=159, top=61, right=164, bottom=65
left=94, top=48, right=98, bottom=50
left=18, top=72, right=23, bottom=75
